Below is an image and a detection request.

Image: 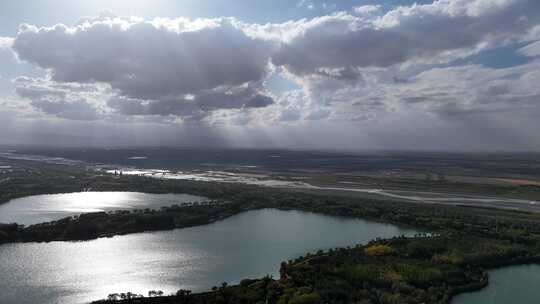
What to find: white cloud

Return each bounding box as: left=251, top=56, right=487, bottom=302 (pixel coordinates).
left=519, top=40, right=540, bottom=57
left=350, top=60, right=540, bottom=119
left=5, top=0, right=540, bottom=141
left=353, top=5, right=381, bottom=15
left=0, top=37, right=13, bottom=49
left=11, top=15, right=275, bottom=120
left=13, top=77, right=107, bottom=121
left=273, top=0, right=540, bottom=75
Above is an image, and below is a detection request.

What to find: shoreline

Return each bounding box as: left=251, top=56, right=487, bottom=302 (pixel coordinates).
left=3, top=192, right=540, bottom=303
left=1, top=158, right=540, bottom=303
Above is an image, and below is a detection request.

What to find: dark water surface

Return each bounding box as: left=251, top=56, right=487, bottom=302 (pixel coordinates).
left=0, top=209, right=420, bottom=304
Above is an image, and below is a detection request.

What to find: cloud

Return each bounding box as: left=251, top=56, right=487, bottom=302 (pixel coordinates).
left=11, top=15, right=274, bottom=119
left=374, top=59, right=540, bottom=119
left=108, top=86, right=273, bottom=119
left=353, top=5, right=381, bottom=15
left=273, top=0, right=540, bottom=76
left=279, top=107, right=302, bottom=121
left=249, top=0, right=540, bottom=129
left=13, top=77, right=105, bottom=121
left=6, top=1, right=540, bottom=138
left=297, top=0, right=315, bottom=10
left=15, top=85, right=66, bottom=100
left=519, top=40, right=540, bottom=57
left=30, top=98, right=102, bottom=121
left=0, top=37, right=14, bottom=49
left=274, top=56, right=540, bottom=127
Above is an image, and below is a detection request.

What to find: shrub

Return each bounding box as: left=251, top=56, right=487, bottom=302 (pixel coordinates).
left=365, top=244, right=394, bottom=257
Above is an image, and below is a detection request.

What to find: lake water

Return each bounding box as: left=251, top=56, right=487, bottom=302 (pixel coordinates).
left=0, top=192, right=208, bottom=225
left=452, top=264, right=540, bottom=304
left=0, top=208, right=421, bottom=304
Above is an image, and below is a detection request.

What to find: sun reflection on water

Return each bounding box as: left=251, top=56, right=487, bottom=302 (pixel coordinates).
left=0, top=192, right=208, bottom=225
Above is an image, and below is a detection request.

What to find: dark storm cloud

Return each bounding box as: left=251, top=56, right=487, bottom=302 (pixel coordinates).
left=108, top=87, right=274, bottom=118
left=195, top=88, right=274, bottom=110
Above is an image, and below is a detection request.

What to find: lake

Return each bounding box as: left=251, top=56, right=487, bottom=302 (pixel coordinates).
left=0, top=192, right=208, bottom=225
left=0, top=208, right=421, bottom=304
left=452, top=264, right=540, bottom=304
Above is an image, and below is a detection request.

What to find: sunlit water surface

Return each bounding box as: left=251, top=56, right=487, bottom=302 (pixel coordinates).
left=0, top=192, right=208, bottom=225
left=0, top=209, right=421, bottom=304
left=452, top=264, right=540, bottom=304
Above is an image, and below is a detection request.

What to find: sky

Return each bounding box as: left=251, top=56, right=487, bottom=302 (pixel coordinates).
left=1, top=0, right=540, bottom=151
